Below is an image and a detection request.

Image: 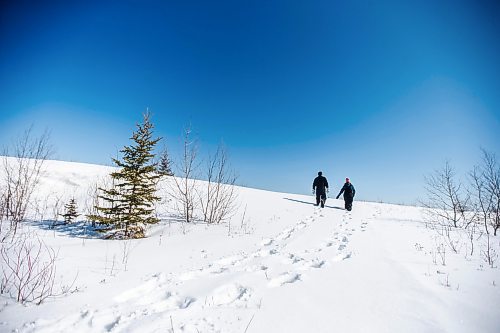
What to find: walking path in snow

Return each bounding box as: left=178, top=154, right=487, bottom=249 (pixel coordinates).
left=13, top=203, right=381, bottom=333
left=3, top=184, right=498, bottom=333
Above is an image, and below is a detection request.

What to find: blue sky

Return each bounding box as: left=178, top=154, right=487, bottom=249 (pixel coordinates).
left=1, top=0, right=499, bottom=204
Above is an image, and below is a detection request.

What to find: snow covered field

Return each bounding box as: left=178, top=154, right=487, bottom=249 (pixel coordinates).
left=1, top=159, right=499, bottom=332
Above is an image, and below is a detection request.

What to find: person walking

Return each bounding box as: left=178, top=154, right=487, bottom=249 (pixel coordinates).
left=336, top=178, right=356, bottom=211
left=312, top=171, right=329, bottom=208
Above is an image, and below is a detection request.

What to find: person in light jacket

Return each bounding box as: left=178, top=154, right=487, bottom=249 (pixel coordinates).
left=336, top=178, right=356, bottom=211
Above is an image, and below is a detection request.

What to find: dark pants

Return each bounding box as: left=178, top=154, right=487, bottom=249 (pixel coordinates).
left=316, top=192, right=326, bottom=208
left=344, top=196, right=353, bottom=211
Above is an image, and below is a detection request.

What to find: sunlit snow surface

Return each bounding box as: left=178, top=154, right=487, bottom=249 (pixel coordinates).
left=1, top=159, right=499, bottom=332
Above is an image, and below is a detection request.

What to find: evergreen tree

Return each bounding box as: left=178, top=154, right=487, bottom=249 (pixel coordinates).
left=89, top=111, right=162, bottom=238
left=87, top=181, right=123, bottom=227
left=62, top=198, right=79, bottom=224
left=158, top=146, right=174, bottom=176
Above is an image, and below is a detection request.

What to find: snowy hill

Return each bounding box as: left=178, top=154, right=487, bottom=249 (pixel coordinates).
left=1, top=159, right=499, bottom=332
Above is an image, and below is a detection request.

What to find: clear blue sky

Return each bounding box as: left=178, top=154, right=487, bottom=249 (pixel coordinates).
left=1, top=0, right=499, bottom=204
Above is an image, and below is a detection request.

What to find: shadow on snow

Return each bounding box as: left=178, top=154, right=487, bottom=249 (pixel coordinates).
left=26, top=214, right=225, bottom=239
left=283, top=197, right=345, bottom=210
left=27, top=220, right=104, bottom=239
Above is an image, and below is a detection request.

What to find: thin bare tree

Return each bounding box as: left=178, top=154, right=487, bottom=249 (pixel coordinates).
left=480, top=149, right=500, bottom=236
left=470, top=165, right=494, bottom=235
left=0, top=127, right=52, bottom=239
left=1, top=232, right=58, bottom=304
left=199, top=144, right=238, bottom=224
left=422, top=161, right=467, bottom=228
left=170, top=125, right=199, bottom=223
left=84, top=179, right=101, bottom=228
left=470, top=156, right=497, bottom=267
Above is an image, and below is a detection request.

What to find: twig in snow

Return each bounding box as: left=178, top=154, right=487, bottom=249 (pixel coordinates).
left=244, top=313, right=255, bottom=333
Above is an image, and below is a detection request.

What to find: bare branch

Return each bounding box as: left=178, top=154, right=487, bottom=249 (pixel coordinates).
left=1, top=127, right=52, bottom=239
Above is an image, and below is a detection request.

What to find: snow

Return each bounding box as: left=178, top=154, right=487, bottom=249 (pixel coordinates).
left=1, top=159, right=499, bottom=332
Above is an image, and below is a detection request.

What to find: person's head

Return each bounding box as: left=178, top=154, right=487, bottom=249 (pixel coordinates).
left=318, top=171, right=322, bottom=176
left=346, top=177, right=350, bottom=183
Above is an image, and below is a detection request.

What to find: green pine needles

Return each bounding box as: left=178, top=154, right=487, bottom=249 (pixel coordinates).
left=88, top=111, right=161, bottom=239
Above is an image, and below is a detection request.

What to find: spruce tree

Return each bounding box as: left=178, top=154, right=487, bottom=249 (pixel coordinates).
left=158, top=146, right=174, bottom=176
left=88, top=182, right=123, bottom=227
left=62, top=198, right=79, bottom=224
left=89, top=111, right=162, bottom=238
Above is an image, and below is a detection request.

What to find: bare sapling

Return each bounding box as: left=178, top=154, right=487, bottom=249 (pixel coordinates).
left=465, top=219, right=480, bottom=258
left=0, top=127, right=52, bottom=239
left=430, top=235, right=446, bottom=266
left=0, top=232, right=58, bottom=304
left=441, top=225, right=461, bottom=254
left=199, top=144, right=238, bottom=225
left=51, top=194, right=64, bottom=227
left=121, top=239, right=133, bottom=271
left=0, top=192, right=6, bottom=237
left=85, top=180, right=99, bottom=228
left=436, top=242, right=447, bottom=266
left=169, top=125, right=199, bottom=224
left=85, top=177, right=112, bottom=229
left=239, top=204, right=254, bottom=235
left=470, top=166, right=494, bottom=235
left=480, top=149, right=500, bottom=236
left=481, top=235, right=498, bottom=267
left=469, top=164, right=497, bottom=266
left=33, top=193, right=53, bottom=225
left=86, top=175, right=122, bottom=233
left=422, top=161, right=467, bottom=229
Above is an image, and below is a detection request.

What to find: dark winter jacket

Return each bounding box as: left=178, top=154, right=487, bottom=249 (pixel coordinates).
left=337, top=182, right=355, bottom=199
left=313, top=176, right=329, bottom=194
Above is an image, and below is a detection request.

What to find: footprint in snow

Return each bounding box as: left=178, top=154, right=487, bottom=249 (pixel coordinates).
left=178, top=269, right=203, bottom=281
left=148, top=293, right=195, bottom=313
left=114, top=276, right=165, bottom=303
left=285, top=253, right=304, bottom=264
left=268, top=272, right=301, bottom=287
left=261, top=238, right=274, bottom=246
left=296, top=221, right=307, bottom=230
left=207, top=284, right=251, bottom=307
left=276, top=228, right=294, bottom=240
left=213, top=254, right=246, bottom=266
left=245, top=264, right=268, bottom=272
left=253, top=248, right=278, bottom=257
left=86, top=309, right=122, bottom=331
left=298, top=259, right=325, bottom=270
left=205, top=266, right=228, bottom=274
left=317, top=241, right=334, bottom=251
left=180, top=317, right=217, bottom=333
left=333, top=252, right=352, bottom=262
left=310, top=259, right=326, bottom=268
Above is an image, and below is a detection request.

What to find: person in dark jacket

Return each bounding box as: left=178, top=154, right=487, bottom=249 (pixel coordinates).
left=312, top=171, right=329, bottom=208
left=336, top=178, right=356, bottom=211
